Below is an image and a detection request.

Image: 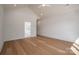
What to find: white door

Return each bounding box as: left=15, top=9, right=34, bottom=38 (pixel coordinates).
left=24, top=22, right=31, bottom=37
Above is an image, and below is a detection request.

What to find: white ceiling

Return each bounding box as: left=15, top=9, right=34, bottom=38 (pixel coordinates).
left=3, top=4, right=79, bottom=18
left=28, top=4, right=79, bottom=17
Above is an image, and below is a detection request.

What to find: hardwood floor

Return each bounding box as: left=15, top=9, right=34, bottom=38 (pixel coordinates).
left=0, top=36, right=75, bottom=55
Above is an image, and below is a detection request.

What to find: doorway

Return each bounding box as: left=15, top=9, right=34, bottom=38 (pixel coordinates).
left=24, top=22, right=31, bottom=37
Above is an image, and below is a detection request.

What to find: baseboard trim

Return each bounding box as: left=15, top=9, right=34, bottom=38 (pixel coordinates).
left=4, top=36, right=37, bottom=43
left=4, top=35, right=37, bottom=42
left=38, top=35, right=73, bottom=43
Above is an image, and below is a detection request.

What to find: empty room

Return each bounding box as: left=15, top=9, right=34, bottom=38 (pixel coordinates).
left=0, top=4, right=79, bottom=55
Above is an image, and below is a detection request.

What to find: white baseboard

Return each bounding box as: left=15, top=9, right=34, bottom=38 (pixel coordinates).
left=4, top=35, right=37, bottom=42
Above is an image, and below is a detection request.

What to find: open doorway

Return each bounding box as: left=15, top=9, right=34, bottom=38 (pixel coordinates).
left=24, top=22, right=31, bottom=37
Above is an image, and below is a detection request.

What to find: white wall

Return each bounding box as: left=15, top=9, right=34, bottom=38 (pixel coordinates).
left=38, top=5, right=79, bottom=42
left=0, top=5, right=4, bottom=51
left=4, top=5, right=37, bottom=41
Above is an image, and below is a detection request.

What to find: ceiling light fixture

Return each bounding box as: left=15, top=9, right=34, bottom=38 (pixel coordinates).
left=42, top=4, right=46, bottom=7
left=38, top=4, right=51, bottom=8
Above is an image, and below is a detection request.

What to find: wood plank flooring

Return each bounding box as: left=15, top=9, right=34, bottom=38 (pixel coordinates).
left=0, top=36, right=75, bottom=55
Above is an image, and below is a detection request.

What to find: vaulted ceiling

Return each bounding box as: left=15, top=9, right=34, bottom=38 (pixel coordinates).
left=3, top=4, right=79, bottom=18
left=28, top=4, right=79, bottom=17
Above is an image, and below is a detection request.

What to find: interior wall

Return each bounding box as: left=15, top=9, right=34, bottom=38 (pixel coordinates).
left=38, top=5, right=79, bottom=42
left=4, top=6, right=37, bottom=41
left=0, top=5, right=4, bottom=51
